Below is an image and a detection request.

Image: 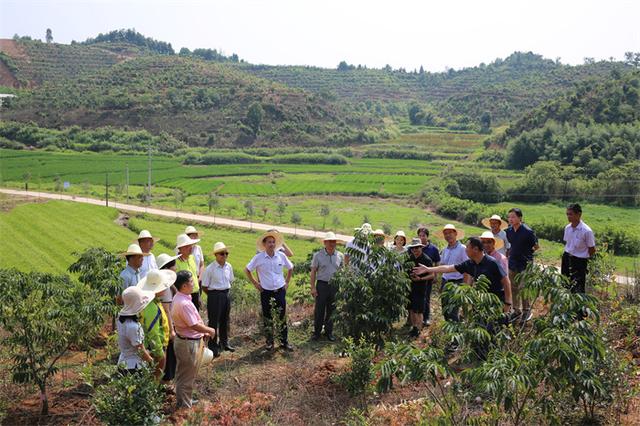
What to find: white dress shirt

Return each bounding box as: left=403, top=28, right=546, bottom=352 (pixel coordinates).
left=246, top=251, right=294, bottom=291
left=202, top=261, right=235, bottom=290
left=139, top=253, right=158, bottom=279
left=564, top=220, right=595, bottom=259
left=441, top=241, right=469, bottom=281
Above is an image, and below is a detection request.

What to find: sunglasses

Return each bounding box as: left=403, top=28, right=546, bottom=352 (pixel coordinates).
left=216, top=252, right=229, bottom=256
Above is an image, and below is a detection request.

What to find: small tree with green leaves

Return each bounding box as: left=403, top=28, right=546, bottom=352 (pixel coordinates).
left=207, top=191, right=219, bottom=223
left=276, top=200, right=287, bottom=223
left=291, top=212, right=302, bottom=235
left=320, top=205, right=330, bottom=230
left=173, top=188, right=186, bottom=210
left=244, top=200, right=255, bottom=229
left=0, top=269, right=109, bottom=415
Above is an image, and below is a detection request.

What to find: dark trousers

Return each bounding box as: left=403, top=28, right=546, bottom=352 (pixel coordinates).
left=314, top=280, right=337, bottom=336
left=260, top=287, right=288, bottom=345
left=561, top=252, right=589, bottom=294
left=423, top=282, right=434, bottom=321
left=441, top=279, right=463, bottom=322
left=162, top=339, right=177, bottom=381
left=207, top=289, right=231, bottom=350
left=191, top=292, right=201, bottom=311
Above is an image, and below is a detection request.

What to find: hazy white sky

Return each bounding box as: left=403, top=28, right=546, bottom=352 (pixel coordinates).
left=1, top=0, right=638, bottom=71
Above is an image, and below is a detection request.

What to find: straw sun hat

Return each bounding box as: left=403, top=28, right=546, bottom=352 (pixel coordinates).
left=481, top=214, right=508, bottom=231
left=136, top=269, right=177, bottom=294
left=256, top=230, right=285, bottom=251
left=136, top=229, right=160, bottom=242
left=156, top=253, right=180, bottom=269
left=120, top=244, right=151, bottom=257
left=119, top=286, right=155, bottom=316
left=175, top=233, right=200, bottom=250
left=185, top=225, right=203, bottom=236
left=434, top=224, right=465, bottom=240
left=354, top=223, right=373, bottom=233
left=212, top=242, right=231, bottom=255
left=479, top=231, right=505, bottom=251
left=322, top=232, right=339, bottom=242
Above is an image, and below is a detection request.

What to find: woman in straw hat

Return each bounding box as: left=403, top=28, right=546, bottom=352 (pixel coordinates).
left=391, top=230, right=407, bottom=253
left=435, top=224, right=468, bottom=323
left=480, top=231, right=508, bottom=275
left=116, top=286, right=156, bottom=374
left=137, top=230, right=161, bottom=279
left=481, top=215, right=510, bottom=256
left=156, top=253, right=181, bottom=386
left=175, top=233, right=202, bottom=310
left=202, top=242, right=236, bottom=357
left=117, top=244, right=150, bottom=304
left=172, top=270, right=216, bottom=409
left=245, top=230, right=295, bottom=351
left=137, top=269, right=177, bottom=380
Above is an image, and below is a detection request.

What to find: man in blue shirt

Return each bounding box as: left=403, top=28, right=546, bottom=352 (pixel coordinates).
left=505, top=208, right=539, bottom=322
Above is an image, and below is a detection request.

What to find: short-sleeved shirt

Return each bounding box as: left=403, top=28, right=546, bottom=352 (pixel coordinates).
left=564, top=221, right=595, bottom=259
left=192, top=245, right=205, bottom=271
left=172, top=291, right=204, bottom=339
left=140, top=300, right=166, bottom=358
left=246, top=251, right=294, bottom=291
left=441, top=242, right=468, bottom=281
left=493, top=230, right=511, bottom=256
left=489, top=250, right=509, bottom=276
left=117, top=318, right=145, bottom=369
left=423, top=243, right=441, bottom=264
left=408, top=252, right=434, bottom=284
left=176, top=255, right=200, bottom=293
left=120, top=265, right=140, bottom=293
left=139, top=254, right=158, bottom=280
left=506, top=224, right=538, bottom=272
left=454, top=255, right=507, bottom=300
left=202, top=262, right=234, bottom=290
left=312, top=249, right=344, bottom=282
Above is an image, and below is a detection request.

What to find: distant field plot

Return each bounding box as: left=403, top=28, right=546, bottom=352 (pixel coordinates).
left=384, top=131, right=487, bottom=153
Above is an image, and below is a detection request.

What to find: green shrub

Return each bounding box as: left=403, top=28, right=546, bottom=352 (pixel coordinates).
left=337, top=337, right=376, bottom=396
left=93, top=367, right=164, bottom=426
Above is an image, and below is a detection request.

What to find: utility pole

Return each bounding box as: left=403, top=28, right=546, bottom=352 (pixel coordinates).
left=125, top=163, right=129, bottom=203
left=147, top=140, right=152, bottom=205
left=105, top=172, right=109, bottom=207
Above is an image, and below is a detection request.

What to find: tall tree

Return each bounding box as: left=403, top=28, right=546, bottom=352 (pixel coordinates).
left=45, top=28, right=53, bottom=44
left=246, top=102, right=264, bottom=135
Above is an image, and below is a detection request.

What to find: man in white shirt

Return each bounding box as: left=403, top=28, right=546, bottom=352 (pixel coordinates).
left=245, top=231, right=294, bottom=351
left=436, top=224, right=468, bottom=322
left=137, top=230, right=159, bottom=279
left=562, top=204, right=596, bottom=294
left=202, top=242, right=235, bottom=357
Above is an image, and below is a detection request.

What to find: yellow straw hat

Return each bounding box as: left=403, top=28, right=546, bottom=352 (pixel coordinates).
left=481, top=214, right=508, bottom=231
left=434, top=224, right=465, bottom=240
left=479, top=231, right=505, bottom=251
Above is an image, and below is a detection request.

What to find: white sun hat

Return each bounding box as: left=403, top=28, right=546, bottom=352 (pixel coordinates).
left=120, top=244, right=151, bottom=257
left=354, top=223, right=373, bottom=233
left=322, top=232, right=339, bottom=242
left=136, top=230, right=160, bottom=242
left=175, top=233, right=200, bottom=250
left=481, top=214, right=508, bottom=231
left=137, top=269, right=177, bottom=294
left=185, top=225, right=203, bottom=236
left=156, top=253, right=180, bottom=269
left=435, top=224, right=465, bottom=240
left=479, top=231, right=505, bottom=250
left=212, top=241, right=231, bottom=254
left=197, top=339, right=214, bottom=368
left=256, top=230, right=285, bottom=251
left=119, top=286, right=155, bottom=316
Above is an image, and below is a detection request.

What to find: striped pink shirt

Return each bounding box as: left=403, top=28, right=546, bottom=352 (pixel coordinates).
left=171, top=292, right=204, bottom=339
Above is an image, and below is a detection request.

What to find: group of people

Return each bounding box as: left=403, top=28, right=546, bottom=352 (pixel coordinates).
left=114, top=203, right=596, bottom=410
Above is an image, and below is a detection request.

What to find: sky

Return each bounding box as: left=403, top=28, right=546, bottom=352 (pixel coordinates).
left=0, top=0, right=638, bottom=72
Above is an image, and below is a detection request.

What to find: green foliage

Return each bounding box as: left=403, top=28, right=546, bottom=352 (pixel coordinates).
left=93, top=367, right=164, bottom=426
left=183, top=151, right=349, bottom=165
left=336, top=337, right=376, bottom=396
left=83, top=28, right=174, bottom=54
left=333, top=231, right=410, bottom=346
left=443, top=171, right=505, bottom=203
left=246, top=102, right=264, bottom=135
left=0, top=269, right=109, bottom=415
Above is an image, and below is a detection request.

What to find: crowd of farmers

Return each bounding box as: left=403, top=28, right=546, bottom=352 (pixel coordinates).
left=115, top=204, right=596, bottom=410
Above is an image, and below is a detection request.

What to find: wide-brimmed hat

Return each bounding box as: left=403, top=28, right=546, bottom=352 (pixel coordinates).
left=120, top=244, right=151, bottom=257
left=256, top=230, right=285, bottom=251
left=197, top=339, right=214, bottom=368
left=185, top=225, right=203, bottom=236
left=372, top=229, right=386, bottom=236
left=156, top=253, right=180, bottom=269
left=354, top=223, right=373, bottom=233
left=120, top=286, right=155, bottom=316
left=394, top=230, right=407, bottom=240
left=212, top=241, right=231, bottom=254
left=322, top=232, right=339, bottom=242
left=479, top=231, right=505, bottom=250
left=406, top=238, right=425, bottom=250
left=481, top=214, right=508, bottom=231
left=435, top=224, right=465, bottom=240
left=176, top=233, right=200, bottom=250
left=136, top=230, right=160, bottom=243
left=137, top=269, right=177, bottom=294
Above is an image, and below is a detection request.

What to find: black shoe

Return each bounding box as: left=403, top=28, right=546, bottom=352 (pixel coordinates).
left=326, top=334, right=336, bottom=342
left=222, top=344, right=236, bottom=352
left=409, top=327, right=420, bottom=338
left=280, top=343, right=294, bottom=352
left=212, top=346, right=221, bottom=358
left=311, top=334, right=321, bottom=341
left=265, top=342, right=275, bottom=351
left=423, top=319, right=431, bottom=326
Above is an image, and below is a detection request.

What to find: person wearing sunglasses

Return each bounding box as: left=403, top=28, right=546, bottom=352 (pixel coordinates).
left=201, top=242, right=236, bottom=357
